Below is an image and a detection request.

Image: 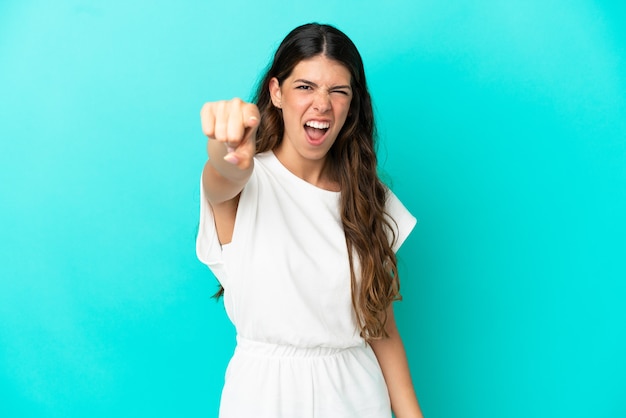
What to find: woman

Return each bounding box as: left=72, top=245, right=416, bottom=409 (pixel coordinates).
left=198, top=23, right=424, bottom=418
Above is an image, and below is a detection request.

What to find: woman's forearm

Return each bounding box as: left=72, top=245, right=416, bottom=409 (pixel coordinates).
left=370, top=307, right=424, bottom=418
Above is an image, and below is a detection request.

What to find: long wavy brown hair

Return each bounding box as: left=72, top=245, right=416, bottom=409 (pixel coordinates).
left=254, top=23, right=400, bottom=340
left=216, top=23, right=402, bottom=340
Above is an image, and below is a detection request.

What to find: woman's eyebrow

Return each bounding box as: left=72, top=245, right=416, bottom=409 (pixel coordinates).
left=293, top=79, right=352, bottom=90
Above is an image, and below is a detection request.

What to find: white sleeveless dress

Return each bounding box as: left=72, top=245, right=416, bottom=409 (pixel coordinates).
left=197, top=151, right=416, bottom=418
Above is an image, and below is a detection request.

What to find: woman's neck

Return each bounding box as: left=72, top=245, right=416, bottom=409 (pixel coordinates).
left=272, top=146, right=340, bottom=192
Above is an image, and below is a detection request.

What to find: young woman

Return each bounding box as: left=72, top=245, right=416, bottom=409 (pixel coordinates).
left=198, top=23, right=424, bottom=418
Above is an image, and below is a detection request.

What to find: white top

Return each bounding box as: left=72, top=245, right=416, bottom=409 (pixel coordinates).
left=197, top=151, right=416, bottom=349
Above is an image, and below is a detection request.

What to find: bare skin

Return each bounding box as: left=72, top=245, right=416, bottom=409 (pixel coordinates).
left=370, top=307, right=425, bottom=418
left=199, top=98, right=259, bottom=243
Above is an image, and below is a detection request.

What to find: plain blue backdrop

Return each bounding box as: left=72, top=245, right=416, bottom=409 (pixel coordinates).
left=1, top=1, right=625, bottom=417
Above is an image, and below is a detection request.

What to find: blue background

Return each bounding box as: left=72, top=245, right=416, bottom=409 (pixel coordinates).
left=1, top=1, right=625, bottom=417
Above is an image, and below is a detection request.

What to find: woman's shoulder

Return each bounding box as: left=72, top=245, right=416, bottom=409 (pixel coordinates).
left=254, top=150, right=275, bottom=164
left=384, top=189, right=417, bottom=252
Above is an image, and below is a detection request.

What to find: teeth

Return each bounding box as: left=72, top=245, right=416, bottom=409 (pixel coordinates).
left=305, top=121, right=330, bottom=130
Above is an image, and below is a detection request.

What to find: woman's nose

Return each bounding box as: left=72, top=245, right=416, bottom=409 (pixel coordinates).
left=312, top=91, right=331, bottom=113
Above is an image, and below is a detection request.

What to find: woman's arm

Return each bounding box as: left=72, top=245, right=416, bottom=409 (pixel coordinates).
left=370, top=305, right=424, bottom=418
left=200, top=99, right=260, bottom=243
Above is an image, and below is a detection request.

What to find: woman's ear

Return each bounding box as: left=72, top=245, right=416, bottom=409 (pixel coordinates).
left=269, top=77, right=282, bottom=109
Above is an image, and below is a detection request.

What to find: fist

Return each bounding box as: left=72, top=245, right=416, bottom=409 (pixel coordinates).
left=200, top=98, right=260, bottom=168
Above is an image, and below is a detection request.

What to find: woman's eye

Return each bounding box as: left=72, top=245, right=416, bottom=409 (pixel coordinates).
left=296, top=85, right=312, bottom=90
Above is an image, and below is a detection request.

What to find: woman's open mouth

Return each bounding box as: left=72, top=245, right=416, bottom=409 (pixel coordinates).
left=304, top=120, right=330, bottom=145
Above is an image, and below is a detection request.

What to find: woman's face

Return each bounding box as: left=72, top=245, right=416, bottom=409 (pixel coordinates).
left=270, top=55, right=353, bottom=168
